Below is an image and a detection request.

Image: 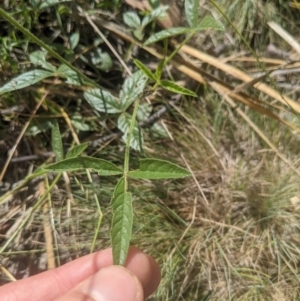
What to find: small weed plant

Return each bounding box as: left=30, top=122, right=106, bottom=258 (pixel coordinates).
left=0, top=0, right=223, bottom=265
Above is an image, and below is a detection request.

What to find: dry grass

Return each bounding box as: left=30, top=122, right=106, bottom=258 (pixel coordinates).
left=199, top=0, right=300, bottom=49
left=138, top=94, right=300, bottom=300
left=1, top=1, right=300, bottom=300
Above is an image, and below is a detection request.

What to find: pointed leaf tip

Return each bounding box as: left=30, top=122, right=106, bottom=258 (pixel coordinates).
left=144, top=27, right=190, bottom=45
left=66, top=143, right=88, bottom=158
left=196, top=16, right=224, bottom=31
left=185, top=0, right=199, bottom=28
left=160, top=80, right=197, bottom=97
left=44, top=157, right=123, bottom=176
left=51, top=120, right=64, bottom=162
left=128, top=158, right=191, bottom=179
left=0, top=70, right=54, bottom=94
left=123, top=11, right=141, bottom=28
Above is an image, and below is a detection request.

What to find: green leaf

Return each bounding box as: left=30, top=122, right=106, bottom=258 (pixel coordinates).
left=51, top=120, right=64, bottom=162
left=144, top=27, right=190, bottom=45
left=119, top=70, right=148, bottom=109
left=133, top=59, right=156, bottom=82
left=69, top=32, right=80, bottom=50
left=128, top=158, right=191, bottom=179
left=26, top=118, right=54, bottom=136
left=148, top=0, right=160, bottom=9
left=0, top=70, right=54, bottom=94
left=84, top=88, right=122, bottom=114
left=141, top=5, right=169, bottom=27
left=123, top=11, right=141, bottom=28
left=66, top=143, right=88, bottom=159
left=160, top=80, right=197, bottom=97
left=29, top=51, right=56, bottom=72
left=57, top=64, right=81, bottom=86
left=71, top=113, right=92, bottom=131
left=133, top=27, right=144, bottom=41
left=38, top=0, right=71, bottom=9
left=151, top=122, right=168, bottom=137
left=110, top=178, right=133, bottom=266
left=196, top=16, right=224, bottom=31
left=137, top=103, right=152, bottom=122
left=118, top=113, right=143, bottom=151
left=44, top=157, right=123, bottom=176
left=30, top=0, right=40, bottom=8
left=93, top=37, right=104, bottom=47
left=92, top=51, right=113, bottom=72
left=185, top=0, right=199, bottom=28
left=58, top=4, right=71, bottom=15
left=155, top=58, right=165, bottom=80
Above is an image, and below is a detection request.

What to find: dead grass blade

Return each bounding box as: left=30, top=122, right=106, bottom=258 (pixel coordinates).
left=208, top=81, right=300, bottom=135
left=41, top=181, right=56, bottom=269
left=179, top=44, right=300, bottom=113
left=0, top=263, right=16, bottom=282
left=0, top=90, right=48, bottom=182
left=225, top=56, right=286, bottom=65
left=92, top=17, right=300, bottom=177
left=211, top=81, right=300, bottom=177
left=48, top=100, right=80, bottom=145
left=268, top=21, right=300, bottom=55
left=170, top=102, right=225, bottom=170
left=77, top=6, right=132, bottom=75
left=94, top=19, right=299, bottom=131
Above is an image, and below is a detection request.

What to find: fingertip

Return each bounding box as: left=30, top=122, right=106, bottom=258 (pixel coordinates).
left=57, top=266, right=144, bottom=301
left=144, top=254, right=161, bottom=297
left=125, top=247, right=161, bottom=298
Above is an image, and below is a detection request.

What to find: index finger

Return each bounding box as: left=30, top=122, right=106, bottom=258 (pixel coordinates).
left=1, top=246, right=161, bottom=301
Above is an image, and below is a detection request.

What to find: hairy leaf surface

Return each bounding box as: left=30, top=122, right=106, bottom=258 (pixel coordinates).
left=144, top=27, right=190, bottom=45
left=185, top=0, right=199, bottom=28
left=84, top=89, right=122, bottom=113
left=51, top=121, right=64, bottom=162
left=44, top=157, right=123, bottom=175
left=196, top=16, right=224, bottom=31
left=66, top=143, right=88, bottom=159
left=110, top=178, right=133, bottom=266
left=0, top=70, right=53, bottom=94
left=160, top=80, right=197, bottom=97
left=119, top=70, right=148, bottom=109
left=128, top=158, right=191, bottom=179
left=118, top=113, right=144, bottom=151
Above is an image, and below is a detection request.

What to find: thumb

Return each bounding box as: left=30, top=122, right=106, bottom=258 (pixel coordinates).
left=57, top=265, right=144, bottom=301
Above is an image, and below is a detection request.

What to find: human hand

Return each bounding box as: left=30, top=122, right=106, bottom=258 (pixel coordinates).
left=1, top=246, right=161, bottom=301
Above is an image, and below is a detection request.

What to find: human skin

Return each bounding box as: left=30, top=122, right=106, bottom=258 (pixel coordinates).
left=0, top=246, right=161, bottom=301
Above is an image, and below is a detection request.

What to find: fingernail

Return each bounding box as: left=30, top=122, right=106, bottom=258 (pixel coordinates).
left=84, top=266, right=142, bottom=301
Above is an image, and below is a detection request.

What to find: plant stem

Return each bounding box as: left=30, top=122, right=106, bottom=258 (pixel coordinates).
left=165, top=32, right=194, bottom=65
left=0, top=8, right=97, bottom=88
left=123, top=99, right=140, bottom=191
left=86, top=169, right=103, bottom=253
left=155, top=32, right=194, bottom=87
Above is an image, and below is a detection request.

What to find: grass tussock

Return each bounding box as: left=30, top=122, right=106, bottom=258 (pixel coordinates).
left=135, top=95, right=300, bottom=300
left=199, top=0, right=299, bottom=49
left=2, top=92, right=300, bottom=300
